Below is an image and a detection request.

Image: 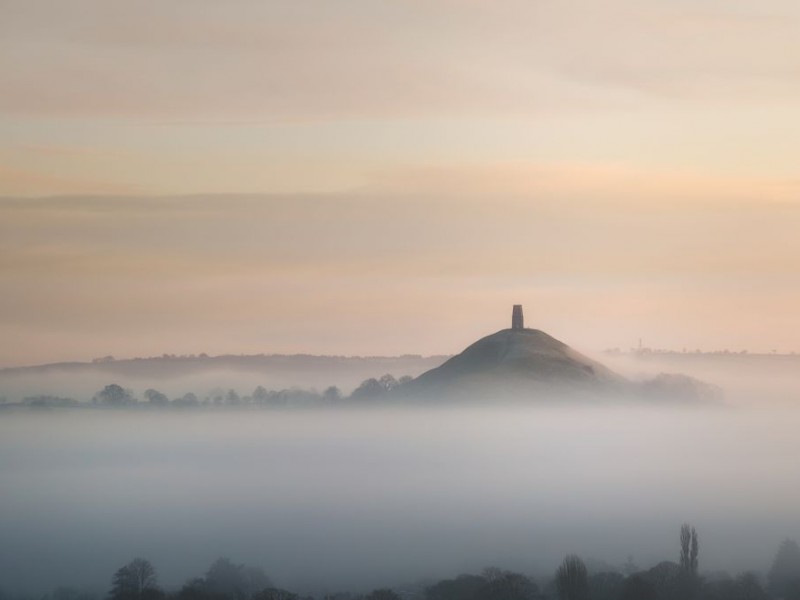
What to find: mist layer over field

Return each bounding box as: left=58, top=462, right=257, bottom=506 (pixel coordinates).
left=0, top=354, right=446, bottom=403
left=1, top=403, right=799, bottom=596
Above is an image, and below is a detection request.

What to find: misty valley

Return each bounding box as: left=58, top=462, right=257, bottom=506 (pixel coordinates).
left=2, top=402, right=800, bottom=600
left=3, top=319, right=800, bottom=600
left=4, top=0, right=800, bottom=597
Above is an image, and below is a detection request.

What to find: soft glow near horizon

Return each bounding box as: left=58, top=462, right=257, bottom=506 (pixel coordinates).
left=1, top=1, right=799, bottom=366
left=1, top=195, right=799, bottom=367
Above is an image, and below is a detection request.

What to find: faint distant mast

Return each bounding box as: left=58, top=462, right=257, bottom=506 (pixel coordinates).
left=512, top=305, right=524, bottom=330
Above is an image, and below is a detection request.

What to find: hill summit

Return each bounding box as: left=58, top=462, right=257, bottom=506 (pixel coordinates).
left=403, top=305, right=720, bottom=402
left=407, top=307, right=625, bottom=399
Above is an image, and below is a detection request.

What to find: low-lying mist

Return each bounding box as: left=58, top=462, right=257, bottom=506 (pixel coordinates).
left=1, top=402, right=799, bottom=596
left=0, top=354, right=445, bottom=404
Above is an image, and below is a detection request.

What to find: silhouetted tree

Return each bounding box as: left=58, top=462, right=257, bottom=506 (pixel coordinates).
left=555, top=555, right=589, bottom=600
left=322, top=386, right=342, bottom=403
left=680, top=523, right=699, bottom=575
left=144, top=389, right=169, bottom=407
left=204, top=558, right=271, bottom=600
left=378, top=374, right=398, bottom=391
left=675, top=524, right=701, bottom=599
left=94, top=384, right=135, bottom=407
left=350, top=378, right=384, bottom=400
left=205, top=557, right=246, bottom=597
left=768, top=539, right=800, bottom=598
left=350, top=374, right=401, bottom=400
left=225, top=389, right=240, bottom=406
left=174, top=578, right=215, bottom=600
left=681, top=524, right=692, bottom=572
left=253, top=386, right=269, bottom=406
left=108, top=558, right=160, bottom=600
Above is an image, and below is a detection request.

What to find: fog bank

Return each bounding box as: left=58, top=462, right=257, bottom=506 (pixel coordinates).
left=1, top=404, right=798, bottom=595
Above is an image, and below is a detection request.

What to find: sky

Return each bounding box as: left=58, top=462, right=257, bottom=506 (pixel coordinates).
left=1, top=0, right=799, bottom=367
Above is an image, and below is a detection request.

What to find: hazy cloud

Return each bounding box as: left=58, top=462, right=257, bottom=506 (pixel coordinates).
left=2, top=1, right=799, bottom=121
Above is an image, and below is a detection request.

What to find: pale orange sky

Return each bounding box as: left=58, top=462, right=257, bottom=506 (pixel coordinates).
left=1, top=1, right=799, bottom=366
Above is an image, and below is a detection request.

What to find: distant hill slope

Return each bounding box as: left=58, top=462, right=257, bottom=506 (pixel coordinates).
left=0, top=354, right=449, bottom=402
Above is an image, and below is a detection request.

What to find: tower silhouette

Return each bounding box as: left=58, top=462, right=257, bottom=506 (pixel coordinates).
left=512, top=305, right=524, bottom=330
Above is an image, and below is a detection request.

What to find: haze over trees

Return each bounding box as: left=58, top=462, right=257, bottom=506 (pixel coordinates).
left=93, top=384, right=135, bottom=407
left=3, top=397, right=800, bottom=598
left=0, top=376, right=421, bottom=411
left=1, top=527, right=796, bottom=600
left=555, top=555, right=588, bottom=600
left=768, top=539, right=800, bottom=598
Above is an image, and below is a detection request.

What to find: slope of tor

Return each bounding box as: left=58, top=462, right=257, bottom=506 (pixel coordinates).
left=407, top=327, right=628, bottom=399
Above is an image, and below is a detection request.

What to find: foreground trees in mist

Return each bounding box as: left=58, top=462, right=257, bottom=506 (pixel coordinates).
left=701, top=573, right=769, bottom=600
left=176, top=557, right=274, bottom=600
left=680, top=524, right=700, bottom=577
left=555, top=555, right=589, bottom=600
left=3, top=368, right=432, bottom=411
left=109, top=558, right=161, bottom=600
left=425, top=568, right=538, bottom=600
left=768, top=539, right=800, bottom=599
left=74, top=374, right=408, bottom=411
left=144, top=389, right=169, bottom=407
left=93, top=384, right=136, bottom=407
left=18, top=530, right=799, bottom=600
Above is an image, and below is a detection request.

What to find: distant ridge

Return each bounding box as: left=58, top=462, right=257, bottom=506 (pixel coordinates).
left=0, top=353, right=449, bottom=403
left=0, top=353, right=449, bottom=376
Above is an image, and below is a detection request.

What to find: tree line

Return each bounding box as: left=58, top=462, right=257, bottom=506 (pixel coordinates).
left=7, top=528, right=800, bottom=600
left=14, top=375, right=414, bottom=410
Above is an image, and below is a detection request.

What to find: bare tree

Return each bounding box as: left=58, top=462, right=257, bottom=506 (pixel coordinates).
left=680, top=524, right=691, bottom=573
left=679, top=523, right=699, bottom=576
left=108, top=558, right=159, bottom=600
left=555, top=555, right=589, bottom=600
left=690, top=527, right=699, bottom=575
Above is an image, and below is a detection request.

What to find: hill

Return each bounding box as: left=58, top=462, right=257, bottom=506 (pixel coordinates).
left=400, top=306, right=722, bottom=403
left=404, top=327, right=628, bottom=400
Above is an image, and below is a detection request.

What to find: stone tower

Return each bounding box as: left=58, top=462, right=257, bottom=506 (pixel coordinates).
left=512, top=305, right=524, bottom=330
